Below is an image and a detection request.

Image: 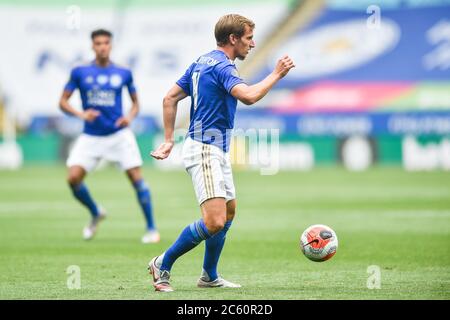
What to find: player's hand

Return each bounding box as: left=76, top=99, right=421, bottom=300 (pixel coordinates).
left=273, top=55, right=295, bottom=79
left=82, top=109, right=100, bottom=122
left=115, top=116, right=131, bottom=128
left=150, top=141, right=174, bottom=160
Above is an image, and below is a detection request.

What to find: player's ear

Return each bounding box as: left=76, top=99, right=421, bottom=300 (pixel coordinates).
left=229, top=34, right=237, bottom=46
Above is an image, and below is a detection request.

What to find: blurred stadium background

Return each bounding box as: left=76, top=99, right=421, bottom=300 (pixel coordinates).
left=1, top=0, right=449, bottom=171
left=0, top=0, right=449, bottom=300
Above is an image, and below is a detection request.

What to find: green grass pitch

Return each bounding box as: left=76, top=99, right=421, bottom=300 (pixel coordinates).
left=0, top=166, right=449, bottom=299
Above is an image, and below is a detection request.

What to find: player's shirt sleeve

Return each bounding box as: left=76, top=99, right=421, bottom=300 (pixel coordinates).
left=176, top=63, right=194, bottom=95
left=64, top=67, right=79, bottom=92
left=126, top=70, right=137, bottom=95
left=217, top=64, right=245, bottom=94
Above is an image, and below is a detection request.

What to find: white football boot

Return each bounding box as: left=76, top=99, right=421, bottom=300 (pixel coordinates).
left=141, top=229, right=161, bottom=244
left=197, top=269, right=241, bottom=288
left=82, top=207, right=106, bottom=240
left=148, top=255, right=173, bottom=292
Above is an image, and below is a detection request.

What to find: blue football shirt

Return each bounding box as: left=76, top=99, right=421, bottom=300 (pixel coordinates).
left=176, top=50, right=245, bottom=152
left=64, top=61, right=136, bottom=136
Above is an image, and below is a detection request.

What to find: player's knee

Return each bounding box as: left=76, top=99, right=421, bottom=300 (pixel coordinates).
left=205, top=216, right=226, bottom=234
left=202, top=198, right=227, bottom=234
left=127, top=167, right=142, bottom=183
left=67, top=173, right=82, bottom=186
left=208, top=222, right=225, bottom=235
left=226, top=200, right=236, bottom=221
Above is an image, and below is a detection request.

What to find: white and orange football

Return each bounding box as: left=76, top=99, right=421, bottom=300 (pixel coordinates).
left=300, top=224, right=338, bottom=262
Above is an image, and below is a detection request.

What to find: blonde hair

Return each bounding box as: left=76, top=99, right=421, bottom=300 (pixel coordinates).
left=215, top=14, right=255, bottom=46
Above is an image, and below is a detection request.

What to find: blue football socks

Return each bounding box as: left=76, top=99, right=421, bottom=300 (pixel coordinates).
left=133, top=179, right=156, bottom=230
left=160, top=219, right=212, bottom=272
left=70, top=183, right=99, bottom=218
left=203, top=220, right=232, bottom=281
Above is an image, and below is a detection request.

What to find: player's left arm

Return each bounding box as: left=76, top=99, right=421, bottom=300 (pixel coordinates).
left=116, top=71, right=139, bottom=128
left=115, top=92, right=139, bottom=128
left=231, top=55, right=295, bottom=105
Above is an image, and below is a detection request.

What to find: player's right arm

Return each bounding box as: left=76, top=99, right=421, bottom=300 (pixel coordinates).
left=150, top=84, right=188, bottom=160
left=59, top=90, right=99, bottom=121
left=231, top=55, right=295, bottom=105
left=59, top=67, right=99, bottom=122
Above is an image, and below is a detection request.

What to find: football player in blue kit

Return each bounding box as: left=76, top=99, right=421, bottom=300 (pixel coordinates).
left=149, top=15, right=295, bottom=292
left=59, top=29, right=159, bottom=244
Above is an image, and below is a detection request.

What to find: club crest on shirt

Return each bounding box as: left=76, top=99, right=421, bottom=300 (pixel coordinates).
left=110, top=74, right=123, bottom=88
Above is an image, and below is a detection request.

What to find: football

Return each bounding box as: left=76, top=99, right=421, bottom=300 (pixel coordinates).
left=300, top=224, right=338, bottom=262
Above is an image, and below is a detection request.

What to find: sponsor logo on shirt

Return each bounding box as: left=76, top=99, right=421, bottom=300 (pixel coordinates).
left=87, top=89, right=115, bottom=107
left=196, top=56, right=219, bottom=66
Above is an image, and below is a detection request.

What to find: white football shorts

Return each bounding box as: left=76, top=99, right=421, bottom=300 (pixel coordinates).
left=182, top=136, right=236, bottom=205
left=66, top=128, right=143, bottom=172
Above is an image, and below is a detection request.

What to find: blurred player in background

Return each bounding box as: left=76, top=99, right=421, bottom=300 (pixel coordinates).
left=59, top=29, right=159, bottom=244
left=149, top=14, right=295, bottom=292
